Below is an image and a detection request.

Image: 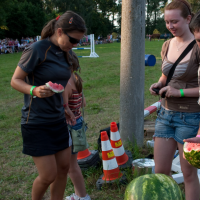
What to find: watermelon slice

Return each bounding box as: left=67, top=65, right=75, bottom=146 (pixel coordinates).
left=46, top=81, right=64, bottom=93
left=183, top=142, right=200, bottom=168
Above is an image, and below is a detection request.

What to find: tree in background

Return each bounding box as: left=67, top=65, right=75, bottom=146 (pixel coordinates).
left=188, top=0, right=200, bottom=13
left=146, top=0, right=168, bottom=35
left=1, top=0, right=187, bottom=40
left=0, top=0, right=45, bottom=40
left=0, top=0, right=12, bottom=38
left=42, top=0, right=113, bottom=38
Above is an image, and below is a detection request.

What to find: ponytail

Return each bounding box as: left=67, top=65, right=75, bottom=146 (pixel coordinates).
left=74, top=72, right=83, bottom=93
left=41, top=11, right=86, bottom=40
left=68, top=51, right=83, bottom=93
left=41, top=19, right=57, bottom=40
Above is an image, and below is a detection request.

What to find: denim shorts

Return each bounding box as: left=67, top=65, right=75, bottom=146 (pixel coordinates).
left=154, top=107, right=200, bottom=144
left=68, top=116, right=87, bottom=154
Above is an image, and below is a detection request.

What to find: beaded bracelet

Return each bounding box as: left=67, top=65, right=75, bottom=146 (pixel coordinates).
left=180, top=89, right=184, bottom=97
left=30, top=86, right=36, bottom=96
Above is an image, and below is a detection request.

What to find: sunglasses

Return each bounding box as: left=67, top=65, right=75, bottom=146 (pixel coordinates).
left=65, top=33, right=80, bottom=44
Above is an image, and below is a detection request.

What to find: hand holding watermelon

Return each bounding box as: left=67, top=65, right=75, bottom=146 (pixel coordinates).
left=183, top=136, right=200, bottom=144
left=33, top=85, right=55, bottom=98
left=183, top=140, right=200, bottom=169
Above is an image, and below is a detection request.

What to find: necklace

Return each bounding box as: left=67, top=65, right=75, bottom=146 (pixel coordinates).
left=175, top=39, right=187, bottom=52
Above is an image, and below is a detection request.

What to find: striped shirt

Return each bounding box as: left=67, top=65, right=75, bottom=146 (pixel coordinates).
left=162, top=57, right=189, bottom=78
left=68, top=90, right=82, bottom=119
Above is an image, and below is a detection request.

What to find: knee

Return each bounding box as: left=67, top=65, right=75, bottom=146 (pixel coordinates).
left=68, top=162, right=80, bottom=174
left=182, top=168, right=197, bottom=182
left=58, top=162, right=70, bottom=176
left=39, top=172, right=57, bottom=185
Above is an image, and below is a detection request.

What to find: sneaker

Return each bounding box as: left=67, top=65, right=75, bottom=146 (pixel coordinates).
left=65, top=193, right=91, bottom=200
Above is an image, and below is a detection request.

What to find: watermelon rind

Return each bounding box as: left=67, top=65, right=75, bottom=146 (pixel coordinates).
left=46, top=82, right=64, bottom=93
left=183, top=142, right=200, bottom=169
left=124, top=174, right=183, bottom=200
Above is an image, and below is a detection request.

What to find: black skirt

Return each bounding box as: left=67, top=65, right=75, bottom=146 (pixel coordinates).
left=21, top=118, right=71, bottom=156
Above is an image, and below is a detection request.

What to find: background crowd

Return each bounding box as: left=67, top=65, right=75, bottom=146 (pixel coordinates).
left=0, top=34, right=120, bottom=54
left=0, top=36, right=37, bottom=54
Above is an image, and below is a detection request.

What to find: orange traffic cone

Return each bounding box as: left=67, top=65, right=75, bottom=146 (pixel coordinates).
left=101, top=131, right=122, bottom=181
left=110, top=122, right=128, bottom=166
left=77, top=149, right=91, bottom=160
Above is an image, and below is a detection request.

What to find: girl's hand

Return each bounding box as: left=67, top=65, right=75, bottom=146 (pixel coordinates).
left=183, top=137, right=200, bottom=143
left=149, top=82, right=162, bottom=95
left=159, top=86, right=181, bottom=98
left=183, top=137, right=200, bottom=162
left=64, top=107, right=76, bottom=126
left=33, top=85, right=55, bottom=98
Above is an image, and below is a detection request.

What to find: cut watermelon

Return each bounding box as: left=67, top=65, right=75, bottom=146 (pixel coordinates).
left=46, top=81, right=64, bottom=93
left=124, top=174, right=183, bottom=200
left=183, top=142, right=200, bottom=168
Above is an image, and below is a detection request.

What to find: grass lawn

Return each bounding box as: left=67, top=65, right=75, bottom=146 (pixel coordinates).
left=0, top=40, right=185, bottom=199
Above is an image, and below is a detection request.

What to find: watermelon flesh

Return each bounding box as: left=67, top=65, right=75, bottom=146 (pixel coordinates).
left=183, top=142, right=200, bottom=168
left=124, top=174, right=183, bottom=200
left=46, top=81, right=64, bottom=93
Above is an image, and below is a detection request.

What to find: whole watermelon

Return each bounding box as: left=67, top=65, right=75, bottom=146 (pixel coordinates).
left=124, top=174, right=183, bottom=200
left=183, top=142, right=200, bottom=168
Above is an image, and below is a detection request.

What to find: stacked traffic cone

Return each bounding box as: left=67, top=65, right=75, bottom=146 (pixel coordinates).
left=110, top=122, right=133, bottom=169
left=77, top=148, right=101, bottom=171
left=96, top=131, right=126, bottom=190
left=77, top=149, right=91, bottom=159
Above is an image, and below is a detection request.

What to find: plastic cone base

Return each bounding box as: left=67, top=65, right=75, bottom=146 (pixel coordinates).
left=118, top=150, right=133, bottom=169
left=102, top=168, right=123, bottom=181
left=77, top=149, right=91, bottom=160
left=116, top=152, right=129, bottom=166
left=96, top=172, right=127, bottom=190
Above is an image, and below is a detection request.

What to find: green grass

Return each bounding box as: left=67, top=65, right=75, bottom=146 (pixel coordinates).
left=0, top=40, right=184, bottom=199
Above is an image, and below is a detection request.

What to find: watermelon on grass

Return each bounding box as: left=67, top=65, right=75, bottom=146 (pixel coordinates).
left=124, top=174, right=183, bottom=200
left=46, top=81, right=64, bottom=93
left=183, top=142, right=200, bottom=168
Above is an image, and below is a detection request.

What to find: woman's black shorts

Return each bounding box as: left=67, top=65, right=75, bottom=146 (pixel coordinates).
left=21, top=119, right=71, bottom=157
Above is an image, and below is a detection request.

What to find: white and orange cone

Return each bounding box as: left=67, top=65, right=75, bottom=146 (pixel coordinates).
left=101, top=131, right=123, bottom=181
left=110, top=122, right=129, bottom=166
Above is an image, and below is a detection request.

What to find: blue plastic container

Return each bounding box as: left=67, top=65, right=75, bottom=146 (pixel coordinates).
left=145, top=54, right=156, bottom=66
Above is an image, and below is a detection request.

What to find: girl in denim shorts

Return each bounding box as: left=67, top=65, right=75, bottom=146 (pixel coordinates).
left=149, top=1, right=200, bottom=199
left=63, top=52, right=91, bottom=200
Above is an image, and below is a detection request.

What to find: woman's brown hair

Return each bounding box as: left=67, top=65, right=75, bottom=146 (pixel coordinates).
left=69, top=51, right=83, bottom=94
left=41, top=11, right=87, bottom=40
left=164, top=0, right=194, bottom=19
left=190, top=10, right=200, bottom=33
